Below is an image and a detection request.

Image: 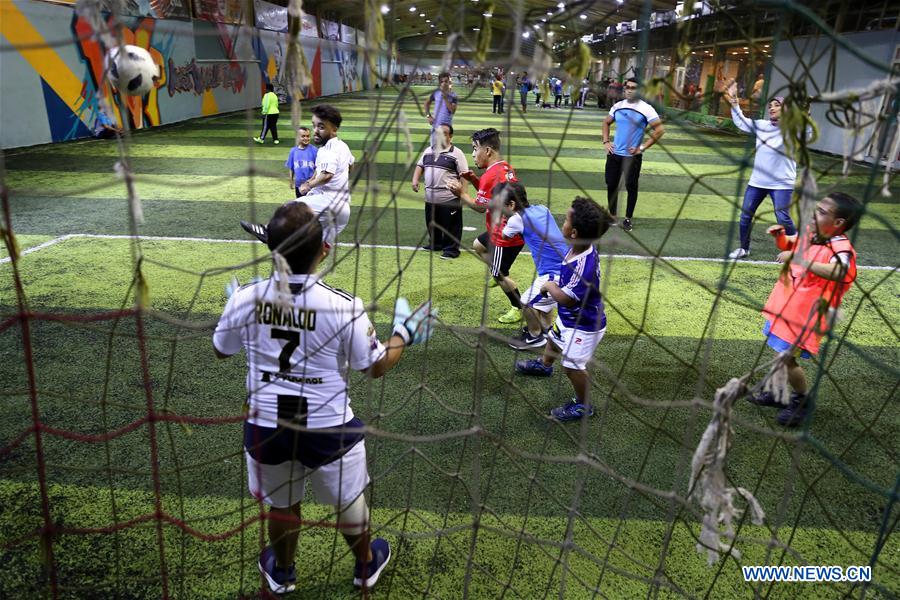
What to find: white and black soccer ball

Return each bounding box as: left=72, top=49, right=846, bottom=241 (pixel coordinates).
left=105, top=45, right=158, bottom=97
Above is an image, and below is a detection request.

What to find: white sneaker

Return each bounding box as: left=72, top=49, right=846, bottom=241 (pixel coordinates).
left=729, top=247, right=750, bottom=259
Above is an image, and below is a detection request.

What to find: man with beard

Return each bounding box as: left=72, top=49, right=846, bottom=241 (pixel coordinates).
left=241, top=104, right=355, bottom=247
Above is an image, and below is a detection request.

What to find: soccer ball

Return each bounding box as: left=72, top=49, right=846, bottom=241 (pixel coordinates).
left=105, top=45, right=158, bottom=97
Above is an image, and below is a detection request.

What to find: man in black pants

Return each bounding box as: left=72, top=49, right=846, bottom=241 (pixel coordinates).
left=602, top=78, right=665, bottom=231
left=411, top=124, right=478, bottom=259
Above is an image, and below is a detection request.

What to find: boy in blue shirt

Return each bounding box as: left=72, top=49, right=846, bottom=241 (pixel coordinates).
left=495, top=182, right=568, bottom=349
left=285, top=126, right=318, bottom=198
left=515, top=197, right=614, bottom=422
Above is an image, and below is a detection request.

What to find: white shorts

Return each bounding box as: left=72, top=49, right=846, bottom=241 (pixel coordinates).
left=547, top=318, right=605, bottom=371
left=300, top=194, right=350, bottom=245
left=521, top=273, right=558, bottom=313
left=246, top=440, right=369, bottom=508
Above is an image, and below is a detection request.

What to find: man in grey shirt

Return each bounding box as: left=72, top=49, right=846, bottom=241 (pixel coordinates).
left=411, top=124, right=477, bottom=259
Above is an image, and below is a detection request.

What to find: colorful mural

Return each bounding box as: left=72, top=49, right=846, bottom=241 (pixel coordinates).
left=0, top=0, right=373, bottom=149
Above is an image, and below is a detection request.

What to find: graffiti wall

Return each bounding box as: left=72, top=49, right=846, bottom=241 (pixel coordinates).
left=0, top=0, right=373, bottom=149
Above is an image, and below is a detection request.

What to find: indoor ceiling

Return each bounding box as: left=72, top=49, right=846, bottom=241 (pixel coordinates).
left=301, top=0, right=677, bottom=44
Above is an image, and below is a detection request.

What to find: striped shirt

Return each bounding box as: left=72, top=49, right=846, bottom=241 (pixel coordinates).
left=417, top=145, right=470, bottom=205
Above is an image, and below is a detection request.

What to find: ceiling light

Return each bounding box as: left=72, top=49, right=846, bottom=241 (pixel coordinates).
left=522, top=31, right=530, bottom=38
left=616, top=0, right=623, bottom=4
left=473, top=27, right=480, bottom=31
left=580, top=14, right=587, bottom=20
left=409, top=6, right=416, bottom=12
left=541, top=17, right=546, bottom=22
left=532, top=23, right=540, bottom=29
left=547, top=11, right=553, bottom=15
left=380, top=4, right=389, bottom=14
left=548, top=31, right=555, bottom=37
left=557, top=2, right=565, bottom=8
left=560, top=24, right=566, bottom=29
left=483, top=12, right=492, bottom=17
left=437, top=31, right=443, bottom=34
left=430, top=24, right=435, bottom=27
left=425, top=19, right=430, bottom=22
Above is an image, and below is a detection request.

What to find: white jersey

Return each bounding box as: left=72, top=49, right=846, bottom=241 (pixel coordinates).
left=307, top=137, right=354, bottom=203
left=213, top=273, right=385, bottom=429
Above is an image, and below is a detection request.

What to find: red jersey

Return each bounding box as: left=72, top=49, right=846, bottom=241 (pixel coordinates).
left=474, top=160, right=524, bottom=248
left=762, top=229, right=857, bottom=355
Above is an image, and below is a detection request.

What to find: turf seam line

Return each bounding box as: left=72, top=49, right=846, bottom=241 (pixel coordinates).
left=3, top=233, right=896, bottom=271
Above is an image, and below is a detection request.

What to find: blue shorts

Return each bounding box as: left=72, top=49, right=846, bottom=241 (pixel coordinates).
left=762, top=321, right=811, bottom=359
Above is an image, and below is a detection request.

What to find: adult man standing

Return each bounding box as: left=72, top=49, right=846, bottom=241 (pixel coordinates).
left=424, top=72, right=458, bottom=128
left=411, top=124, right=478, bottom=259
left=216, top=202, right=435, bottom=594
left=602, top=78, right=665, bottom=231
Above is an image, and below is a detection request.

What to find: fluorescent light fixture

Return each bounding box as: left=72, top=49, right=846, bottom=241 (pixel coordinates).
left=380, top=4, right=390, bottom=14
left=430, top=24, right=435, bottom=27
left=425, top=19, right=430, bottom=22
left=483, top=12, right=493, bottom=17
left=580, top=14, right=587, bottom=19
left=541, top=17, right=546, bottom=22
left=557, top=2, right=564, bottom=8
left=472, top=27, right=480, bottom=31
left=522, top=31, right=530, bottom=38
left=560, top=24, right=566, bottom=28
left=409, top=6, right=416, bottom=12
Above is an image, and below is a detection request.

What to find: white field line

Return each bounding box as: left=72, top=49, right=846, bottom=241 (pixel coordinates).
left=1, top=233, right=896, bottom=271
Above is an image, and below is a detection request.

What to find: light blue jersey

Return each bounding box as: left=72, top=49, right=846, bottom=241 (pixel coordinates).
left=503, top=205, right=568, bottom=276
left=609, top=99, right=660, bottom=156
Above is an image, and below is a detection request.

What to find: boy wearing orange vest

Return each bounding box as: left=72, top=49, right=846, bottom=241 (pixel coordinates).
left=748, top=192, right=863, bottom=427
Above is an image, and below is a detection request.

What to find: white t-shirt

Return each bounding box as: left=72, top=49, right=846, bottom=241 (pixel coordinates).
left=214, top=273, right=385, bottom=429
left=307, top=137, right=355, bottom=202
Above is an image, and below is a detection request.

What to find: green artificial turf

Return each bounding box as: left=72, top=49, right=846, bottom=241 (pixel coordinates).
left=1, top=87, right=897, bottom=598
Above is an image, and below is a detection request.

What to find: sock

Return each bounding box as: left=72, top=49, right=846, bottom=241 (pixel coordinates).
left=502, top=286, right=522, bottom=308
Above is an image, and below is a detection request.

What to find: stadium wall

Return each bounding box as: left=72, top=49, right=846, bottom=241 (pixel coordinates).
left=0, top=0, right=373, bottom=149
left=770, top=29, right=899, bottom=168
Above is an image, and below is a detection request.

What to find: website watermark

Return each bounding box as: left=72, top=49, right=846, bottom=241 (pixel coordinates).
left=742, top=565, right=872, bottom=583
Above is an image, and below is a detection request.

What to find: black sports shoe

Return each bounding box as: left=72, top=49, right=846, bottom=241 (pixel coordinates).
left=777, top=393, right=812, bottom=427
left=747, top=390, right=780, bottom=407
left=240, top=220, right=268, bottom=244
left=439, top=251, right=459, bottom=260
left=622, top=218, right=633, bottom=232
left=508, top=327, right=547, bottom=349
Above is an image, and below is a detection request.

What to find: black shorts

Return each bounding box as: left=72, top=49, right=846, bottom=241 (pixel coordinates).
left=477, top=231, right=524, bottom=277
left=244, top=417, right=365, bottom=470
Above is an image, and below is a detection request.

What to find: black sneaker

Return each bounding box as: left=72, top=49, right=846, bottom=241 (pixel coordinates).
left=240, top=220, right=268, bottom=244
left=777, top=393, right=812, bottom=427
left=747, top=390, right=780, bottom=407
left=508, top=327, right=547, bottom=349
left=439, top=251, right=459, bottom=260
left=622, top=218, right=633, bottom=232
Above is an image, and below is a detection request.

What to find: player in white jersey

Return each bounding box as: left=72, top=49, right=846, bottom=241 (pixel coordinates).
left=215, top=202, right=434, bottom=594
left=241, top=104, right=355, bottom=247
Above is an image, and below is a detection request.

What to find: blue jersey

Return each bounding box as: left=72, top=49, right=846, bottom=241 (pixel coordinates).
left=502, top=205, right=567, bottom=276
left=285, top=145, right=318, bottom=186
left=609, top=99, right=660, bottom=156
left=558, top=246, right=606, bottom=331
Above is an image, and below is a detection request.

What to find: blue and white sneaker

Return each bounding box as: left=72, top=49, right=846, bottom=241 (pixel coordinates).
left=353, top=537, right=391, bottom=589
left=515, top=358, right=554, bottom=377
left=550, top=399, right=593, bottom=422
left=258, top=546, right=296, bottom=594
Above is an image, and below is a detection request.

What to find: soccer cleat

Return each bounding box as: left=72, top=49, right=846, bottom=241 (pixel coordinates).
left=497, top=307, right=522, bottom=324
left=508, top=327, right=547, bottom=349
left=253, top=137, right=264, bottom=144
left=550, top=399, right=594, bottom=422
left=729, top=247, right=750, bottom=259
left=515, top=358, right=554, bottom=377
left=622, top=218, right=633, bottom=232
left=439, top=251, right=459, bottom=260
left=777, top=393, right=811, bottom=427
left=273, top=139, right=280, bottom=145
left=258, top=546, right=296, bottom=595
left=240, top=220, right=269, bottom=244
left=353, top=538, right=391, bottom=589
left=746, top=390, right=780, bottom=407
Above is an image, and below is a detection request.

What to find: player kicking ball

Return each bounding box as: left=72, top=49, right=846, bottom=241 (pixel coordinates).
left=215, top=202, right=436, bottom=593
left=514, top=197, right=613, bottom=422
left=241, top=104, right=354, bottom=247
